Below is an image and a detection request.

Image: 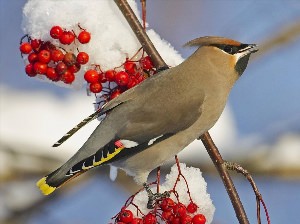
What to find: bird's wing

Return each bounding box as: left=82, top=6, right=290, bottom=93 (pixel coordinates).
left=60, top=89, right=205, bottom=178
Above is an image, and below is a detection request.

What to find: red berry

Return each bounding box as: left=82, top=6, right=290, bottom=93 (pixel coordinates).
left=59, top=31, right=75, bottom=45
left=40, top=41, right=56, bottom=51
left=127, top=77, right=138, bottom=89
left=181, top=215, right=193, bottom=224
left=173, top=203, right=187, bottom=218
left=118, top=209, right=133, bottom=223
left=89, top=82, right=102, bottom=93
left=76, top=52, right=89, bottom=64
left=46, top=67, right=60, bottom=81
left=77, top=30, right=91, bottom=44
left=110, top=89, right=121, bottom=99
left=187, top=202, right=198, bottom=214
left=162, top=211, right=173, bottom=221
left=160, top=198, right=175, bottom=212
left=84, top=69, right=99, bottom=83
left=137, top=73, right=147, bottom=83
left=63, top=52, right=76, bottom=66
left=20, top=42, right=32, bottom=54
left=140, top=56, right=153, bottom=70
left=25, top=63, right=36, bottom=77
left=28, top=52, right=38, bottom=63
left=192, top=214, right=206, bottom=224
left=38, top=50, right=51, bottom=63
left=143, top=213, right=156, bottom=224
left=30, top=39, right=42, bottom=52
left=170, top=216, right=181, bottom=224
left=123, top=60, right=137, bottom=75
left=61, top=70, right=75, bottom=84
left=50, top=26, right=63, bottom=39
left=99, top=74, right=107, bottom=83
left=68, top=63, right=81, bottom=73
left=33, top=62, right=47, bottom=74
left=130, top=218, right=143, bottom=224
left=55, top=62, right=68, bottom=75
left=51, top=49, right=64, bottom=62
left=115, top=71, right=129, bottom=86
left=105, top=70, right=116, bottom=82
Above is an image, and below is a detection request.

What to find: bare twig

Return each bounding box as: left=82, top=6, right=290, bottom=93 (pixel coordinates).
left=225, top=161, right=271, bottom=224
left=113, top=0, right=249, bottom=223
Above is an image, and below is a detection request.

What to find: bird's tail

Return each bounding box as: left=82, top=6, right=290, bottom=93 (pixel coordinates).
left=36, top=167, right=88, bottom=195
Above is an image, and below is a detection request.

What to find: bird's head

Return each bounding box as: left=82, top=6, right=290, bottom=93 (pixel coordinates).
left=184, top=36, right=258, bottom=84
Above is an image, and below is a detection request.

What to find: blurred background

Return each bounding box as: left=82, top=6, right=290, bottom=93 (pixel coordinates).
left=0, top=0, right=299, bottom=223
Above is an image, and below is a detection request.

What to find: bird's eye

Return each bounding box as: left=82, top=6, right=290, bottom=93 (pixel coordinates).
left=224, top=45, right=233, bottom=54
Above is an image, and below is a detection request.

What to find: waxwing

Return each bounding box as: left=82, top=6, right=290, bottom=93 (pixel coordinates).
left=37, top=36, right=258, bottom=195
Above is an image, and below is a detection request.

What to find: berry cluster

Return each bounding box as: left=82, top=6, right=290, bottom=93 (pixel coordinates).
left=85, top=55, right=154, bottom=98
left=114, top=198, right=206, bottom=224
left=112, top=160, right=207, bottom=224
left=20, top=25, right=155, bottom=103
left=19, top=25, right=91, bottom=84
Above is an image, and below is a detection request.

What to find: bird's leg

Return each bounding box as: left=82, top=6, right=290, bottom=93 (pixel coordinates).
left=143, top=183, right=170, bottom=209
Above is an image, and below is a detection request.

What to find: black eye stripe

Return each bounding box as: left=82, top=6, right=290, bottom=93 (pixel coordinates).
left=213, top=44, right=246, bottom=55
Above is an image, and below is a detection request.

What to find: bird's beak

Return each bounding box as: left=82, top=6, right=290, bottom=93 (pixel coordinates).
left=239, top=44, right=259, bottom=54
left=237, top=44, right=259, bottom=59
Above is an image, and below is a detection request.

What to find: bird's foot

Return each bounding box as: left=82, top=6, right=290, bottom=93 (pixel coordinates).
left=143, top=183, right=170, bottom=209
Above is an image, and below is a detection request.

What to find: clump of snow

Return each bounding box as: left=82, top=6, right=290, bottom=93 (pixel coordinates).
left=126, top=163, right=215, bottom=223
left=22, top=0, right=183, bottom=89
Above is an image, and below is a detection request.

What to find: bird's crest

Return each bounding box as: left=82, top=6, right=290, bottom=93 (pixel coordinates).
left=184, top=36, right=242, bottom=47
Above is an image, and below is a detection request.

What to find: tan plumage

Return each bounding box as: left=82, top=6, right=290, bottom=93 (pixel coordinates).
left=37, top=36, right=258, bottom=195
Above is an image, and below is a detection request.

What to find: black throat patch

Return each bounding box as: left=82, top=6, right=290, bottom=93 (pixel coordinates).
left=235, top=54, right=250, bottom=76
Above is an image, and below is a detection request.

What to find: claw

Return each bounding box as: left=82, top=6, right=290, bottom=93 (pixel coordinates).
left=143, top=183, right=170, bottom=209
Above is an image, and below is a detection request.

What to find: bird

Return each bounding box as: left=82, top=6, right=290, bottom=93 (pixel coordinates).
left=37, top=36, right=258, bottom=195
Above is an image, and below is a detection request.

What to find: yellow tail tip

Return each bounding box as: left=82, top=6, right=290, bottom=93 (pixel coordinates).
left=36, top=177, right=56, bottom=195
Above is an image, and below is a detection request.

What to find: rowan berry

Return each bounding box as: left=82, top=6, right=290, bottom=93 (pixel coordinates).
left=187, top=202, right=198, bottom=214
left=30, top=39, right=42, bottom=52
left=20, top=42, right=32, bottom=54
left=84, top=69, right=99, bottom=83
left=140, top=56, right=153, bottom=70
left=160, top=198, right=175, bottom=212
left=46, top=67, right=59, bottom=81
left=123, top=60, right=137, bottom=75
left=192, top=214, right=206, bottom=224
left=68, top=63, right=81, bottom=73
left=181, top=214, right=193, bottom=224
left=25, top=63, right=36, bottom=77
left=63, top=52, right=76, bottom=66
left=118, top=209, right=133, bottom=223
left=78, top=30, right=91, bottom=44
left=33, top=62, right=47, bottom=74
left=61, top=70, right=75, bottom=84
left=50, top=26, right=63, bottom=39
left=143, top=213, right=156, bottom=224
left=51, top=49, right=64, bottom=62
left=173, top=203, right=187, bottom=218
left=59, top=31, right=75, bottom=45
left=89, top=82, right=102, bottom=93
left=76, top=52, right=89, bottom=64
left=55, top=62, right=68, bottom=75
left=38, top=50, right=51, bottom=63
left=105, top=70, right=116, bottom=82
left=115, top=71, right=129, bottom=86
left=28, top=52, right=38, bottom=63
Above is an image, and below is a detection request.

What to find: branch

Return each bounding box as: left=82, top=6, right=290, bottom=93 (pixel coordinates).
left=113, top=0, right=249, bottom=223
